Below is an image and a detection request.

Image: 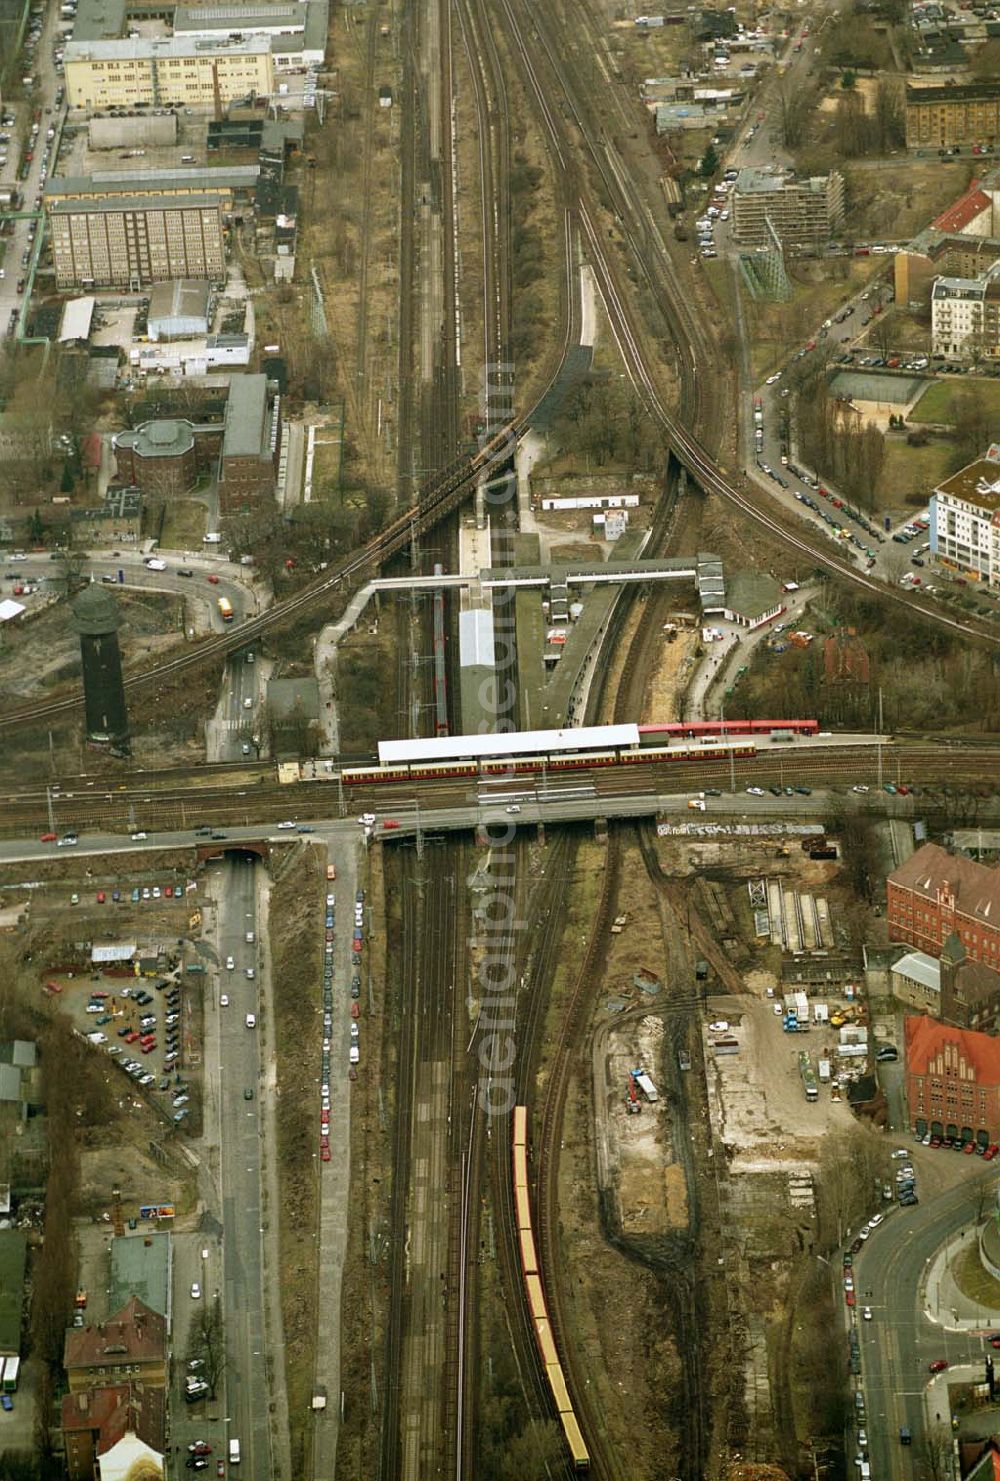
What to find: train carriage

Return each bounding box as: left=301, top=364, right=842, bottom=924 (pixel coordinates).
left=561, top=1410, right=591, bottom=1471
left=407, top=760, right=479, bottom=781
left=513, top=1143, right=529, bottom=1192
left=514, top=1182, right=532, bottom=1237
left=546, top=1361, right=572, bottom=1415
left=534, top=1313, right=560, bottom=1369
left=512, top=1104, right=528, bottom=1147
left=519, top=1226, right=539, bottom=1277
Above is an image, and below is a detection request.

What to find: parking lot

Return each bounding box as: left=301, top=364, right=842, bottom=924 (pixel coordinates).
left=57, top=960, right=202, bottom=1128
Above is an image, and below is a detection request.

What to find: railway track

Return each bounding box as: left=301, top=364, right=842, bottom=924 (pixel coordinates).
left=533, top=829, right=622, bottom=1479
left=2, top=743, right=999, bottom=839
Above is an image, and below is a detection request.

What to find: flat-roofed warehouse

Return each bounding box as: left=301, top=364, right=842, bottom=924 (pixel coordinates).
left=45, top=164, right=260, bottom=211
left=147, top=279, right=212, bottom=341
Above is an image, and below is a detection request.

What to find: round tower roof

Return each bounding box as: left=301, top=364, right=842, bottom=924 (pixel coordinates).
left=71, top=583, right=123, bottom=636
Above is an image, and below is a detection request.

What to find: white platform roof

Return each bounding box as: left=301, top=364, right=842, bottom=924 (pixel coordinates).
left=378, top=724, right=640, bottom=765
left=0, top=599, right=26, bottom=622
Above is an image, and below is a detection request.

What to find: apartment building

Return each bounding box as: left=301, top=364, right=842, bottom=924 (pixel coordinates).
left=905, top=80, right=1000, bottom=149
left=731, top=168, right=844, bottom=248
left=931, top=260, right=1000, bottom=358
left=64, top=34, right=274, bottom=111
left=928, top=445, right=1000, bottom=581
left=48, top=195, right=225, bottom=288
left=63, top=1296, right=167, bottom=1392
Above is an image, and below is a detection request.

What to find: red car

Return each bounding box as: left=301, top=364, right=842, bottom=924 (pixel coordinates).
left=141, top=1041, right=157, bottom=1054
left=96, top=891, right=106, bottom=904
left=985, top=1145, right=999, bottom=1160
left=125, top=1031, right=140, bottom=1044
left=351, top=1003, right=360, bottom=1019
left=929, top=1359, right=949, bottom=1373
left=91, top=989, right=109, bottom=999
left=990, top=1336, right=1000, bottom=1349
left=164, top=885, right=173, bottom=898
left=40, top=831, right=57, bottom=842
left=321, top=1109, right=330, bottom=1126
left=964, top=1140, right=977, bottom=1154
left=845, top=1290, right=855, bottom=1307
left=321, top=1145, right=331, bottom=1163
left=207, top=574, right=220, bottom=585
left=382, top=819, right=400, bottom=830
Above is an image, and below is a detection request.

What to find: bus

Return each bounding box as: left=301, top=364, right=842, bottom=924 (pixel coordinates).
left=217, top=597, right=234, bottom=623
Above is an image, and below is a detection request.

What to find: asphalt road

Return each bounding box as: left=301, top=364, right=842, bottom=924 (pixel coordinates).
left=855, top=1167, right=998, bottom=1479
left=216, top=856, right=272, bottom=1476
left=0, top=5, right=62, bottom=336
left=220, top=651, right=261, bottom=763
left=4, top=552, right=257, bottom=633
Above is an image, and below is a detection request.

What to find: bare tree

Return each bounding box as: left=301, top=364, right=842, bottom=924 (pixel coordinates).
left=819, top=1126, right=888, bottom=1249
left=917, top=1430, right=952, bottom=1481
left=188, top=1294, right=226, bottom=1399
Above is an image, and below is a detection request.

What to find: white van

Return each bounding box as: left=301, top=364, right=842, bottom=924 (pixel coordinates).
left=349, top=1045, right=360, bottom=1065
left=203, top=532, right=222, bottom=544
left=229, top=1438, right=241, bottom=1464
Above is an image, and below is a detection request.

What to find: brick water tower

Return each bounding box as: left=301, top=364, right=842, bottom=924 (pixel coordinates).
left=71, top=585, right=130, bottom=754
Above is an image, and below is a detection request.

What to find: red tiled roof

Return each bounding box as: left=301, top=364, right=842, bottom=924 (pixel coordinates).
left=61, top=1384, right=126, bottom=1434
left=889, top=842, right=1000, bottom=925
left=63, top=1295, right=166, bottom=1372
left=905, top=1014, right=1000, bottom=1085
left=60, top=1383, right=165, bottom=1456
left=81, top=434, right=102, bottom=470
left=933, top=182, right=989, bottom=233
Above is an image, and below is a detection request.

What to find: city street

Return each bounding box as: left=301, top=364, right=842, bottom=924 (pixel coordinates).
left=854, top=1168, right=999, bottom=1479
left=0, top=1, right=64, bottom=337
left=169, top=858, right=273, bottom=1470
left=4, top=550, right=262, bottom=632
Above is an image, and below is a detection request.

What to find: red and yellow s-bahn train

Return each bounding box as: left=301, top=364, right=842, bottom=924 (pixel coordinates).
left=512, top=1105, right=590, bottom=1472
left=637, top=718, right=819, bottom=740
left=338, top=719, right=813, bottom=787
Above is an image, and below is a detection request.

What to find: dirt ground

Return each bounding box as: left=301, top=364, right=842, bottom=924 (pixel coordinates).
left=703, top=994, right=855, bottom=1163
left=605, top=1014, right=691, bottom=1236
left=1, top=587, right=184, bottom=700
left=268, top=844, right=325, bottom=1475
left=642, top=628, right=699, bottom=721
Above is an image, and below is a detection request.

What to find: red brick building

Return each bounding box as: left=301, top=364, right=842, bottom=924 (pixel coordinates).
left=61, top=1383, right=165, bottom=1481
left=217, top=372, right=280, bottom=513
left=887, top=842, right=1000, bottom=970
left=905, top=1014, right=1000, bottom=1143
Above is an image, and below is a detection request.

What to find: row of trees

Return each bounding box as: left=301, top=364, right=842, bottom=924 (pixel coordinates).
left=510, top=153, right=548, bottom=366
left=831, top=81, right=905, bottom=159
left=796, top=380, right=886, bottom=509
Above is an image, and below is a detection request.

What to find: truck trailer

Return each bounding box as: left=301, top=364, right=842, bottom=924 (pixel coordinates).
left=798, top=1052, right=818, bottom=1102
left=631, top=1070, right=658, bottom=1103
